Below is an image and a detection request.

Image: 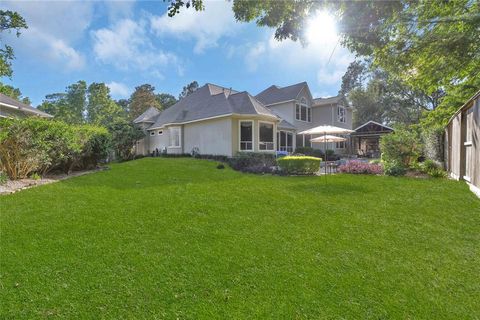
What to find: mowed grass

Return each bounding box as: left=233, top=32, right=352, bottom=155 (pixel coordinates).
left=1, top=158, right=479, bottom=319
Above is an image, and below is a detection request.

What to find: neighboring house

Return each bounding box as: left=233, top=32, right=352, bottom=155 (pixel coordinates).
left=445, top=90, right=480, bottom=196
left=0, top=93, right=52, bottom=119
left=350, top=121, right=394, bottom=158
left=134, top=82, right=353, bottom=157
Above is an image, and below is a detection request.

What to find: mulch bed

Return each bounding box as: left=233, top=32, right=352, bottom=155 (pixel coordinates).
left=0, top=167, right=108, bottom=195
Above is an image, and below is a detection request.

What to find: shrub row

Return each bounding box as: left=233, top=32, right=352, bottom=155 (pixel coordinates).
left=0, top=118, right=110, bottom=179
left=338, top=160, right=383, bottom=175
left=277, top=156, right=322, bottom=175
left=227, top=152, right=276, bottom=174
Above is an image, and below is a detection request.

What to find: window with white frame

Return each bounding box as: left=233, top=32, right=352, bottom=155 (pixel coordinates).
left=150, top=131, right=155, bottom=136
left=158, top=130, right=163, bottom=135
left=259, top=122, right=274, bottom=151
left=169, top=127, right=181, bottom=147
left=337, top=106, right=346, bottom=123
left=239, top=121, right=253, bottom=151
left=336, top=141, right=346, bottom=149
left=277, top=131, right=293, bottom=152
left=295, top=98, right=311, bottom=122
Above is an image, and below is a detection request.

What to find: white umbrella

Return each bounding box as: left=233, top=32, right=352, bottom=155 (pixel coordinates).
left=298, top=125, right=354, bottom=177
left=311, top=135, right=347, bottom=143
left=298, top=125, right=354, bottom=135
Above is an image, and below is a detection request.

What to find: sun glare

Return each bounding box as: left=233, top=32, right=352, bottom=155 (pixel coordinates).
left=305, top=11, right=338, bottom=44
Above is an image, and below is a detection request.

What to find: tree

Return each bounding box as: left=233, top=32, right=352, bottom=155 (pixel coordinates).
left=108, top=120, right=144, bottom=161
left=87, top=83, right=124, bottom=127
left=129, top=84, right=161, bottom=120
left=178, top=81, right=199, bottom=99
left=168, top=0, right=480, bottom=126
left=0, top=10, right=28, bottom=77
left=340, top=61, right=437, bottom=127
left=116, top=99, right=130, bottom=114
left=37, top=81, right=87, bottom=124
left=65, top=81, right=87, bottom=124
left=0, top=82, right=30, bottom=104
left=156, top=93, right=177, bottom=109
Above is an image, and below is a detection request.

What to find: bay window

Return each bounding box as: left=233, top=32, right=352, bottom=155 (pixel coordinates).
left=277, top=131, right=293, bottom=152
left=239, top=121, right=253, bottom=151
left=259, top=122, right=274, bottom=151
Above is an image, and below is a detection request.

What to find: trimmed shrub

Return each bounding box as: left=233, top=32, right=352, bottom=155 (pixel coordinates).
left=338, top=160, right=383, bottom=175
left=0, top=118, right=110, bottom=179
left=383, top=160, right=407, bottom=176
left=380, top=126, right=422, bottom=167
left=277, top=156, right=321, bottom=175
left=227, top=152, right=276, bottom=173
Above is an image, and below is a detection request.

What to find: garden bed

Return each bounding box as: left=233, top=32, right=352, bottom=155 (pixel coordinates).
left=0, top=167, right=108, bottom=195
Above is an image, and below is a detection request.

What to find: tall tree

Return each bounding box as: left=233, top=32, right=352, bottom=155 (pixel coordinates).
left=156, top=93, right=177, bottom=109
left=129, top=84, right=161, bottom=120
left=178, top=81, right=199, bottom=99
left=65, top=81, right=87, bottom=124
left=0, top=82, right=30, bottom=104
left=168, top=0, right=480, bottom=126
left=87, top=82, right=124, bottom=127
left=0, top=10, right=28, bottom=77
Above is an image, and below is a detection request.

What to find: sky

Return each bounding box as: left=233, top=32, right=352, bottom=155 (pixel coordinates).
left=1, top=0, right=354, bottom=106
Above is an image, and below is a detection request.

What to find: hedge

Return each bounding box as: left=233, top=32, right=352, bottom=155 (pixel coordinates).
left=277, top=156, right=322, bottom=175
left=0, top=118, right=110, bottom=180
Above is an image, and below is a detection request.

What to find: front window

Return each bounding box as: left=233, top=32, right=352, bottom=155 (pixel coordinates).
left=239, top=121, right=253, bottom=151
left=150, top=131, right=155, bottom=136
left=158, top=130, right=163, bottom=135
left=295, top=98, right=311, bottom=122
left=169, top=127, right=181, bottom=147
left=336, top=141, right=346, bottom=149
left=277, top=131, right=293, bottom=152
left=337, top=106, right=346, bottom=123
left=259, top=122, right=274, bottom=151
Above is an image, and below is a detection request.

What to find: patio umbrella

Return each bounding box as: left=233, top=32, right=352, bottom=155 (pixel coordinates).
left=298, top=125, right=354, bottom=177
left=310, top=135, right=347, bottom=143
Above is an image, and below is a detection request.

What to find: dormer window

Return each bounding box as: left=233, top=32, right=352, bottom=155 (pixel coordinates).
left=295, top=97, right=311, bottom=122
left=150, top=131, right=155, bottom=136
left=337, top=106, right=346, bottom=123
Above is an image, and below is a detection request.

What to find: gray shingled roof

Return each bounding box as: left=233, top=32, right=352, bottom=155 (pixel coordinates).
left=255, top=82, right=307, bottom=106
left=278, top=119, right=296, bottom=130
left=148, top=84, right=278, bottom=129
left=313, top=95, right=342, bottom=106
left=133, top=106, right=161, bottom=123
left=0, top=93, right=53, bottom=118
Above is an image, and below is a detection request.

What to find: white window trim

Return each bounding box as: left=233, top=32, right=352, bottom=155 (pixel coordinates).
left=258, top=121, right=275, bottom=152
left=295, top=98, right=311, bottom=123
left=337, top=106, right=346, bottom=123
left=168, top=126, right=182, bottom=148
left=150, top=131, right=155, bottom=136
left=239, top=120, right=254, bottom=152
left=158, top=130, right=163, bottom=135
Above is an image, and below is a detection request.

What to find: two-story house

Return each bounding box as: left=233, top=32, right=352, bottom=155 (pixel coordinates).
left=133, top=82, right=353, bottom=157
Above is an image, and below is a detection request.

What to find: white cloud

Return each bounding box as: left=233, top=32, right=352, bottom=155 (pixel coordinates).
left=150, top=0, right=240, bottom=54
left=107, top=81, right=131, bottom=98
left=245, top=43, right=266, bottom=72
left=91, top=19, right=180, bottom=77
left=0, top=0, right=92, bottom=71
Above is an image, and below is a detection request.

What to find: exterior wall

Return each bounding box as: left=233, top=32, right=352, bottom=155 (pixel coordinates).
left=312, top=104, right=352, bottom=129
left=148, top=127, right=171, bottom=154
left=446, top=94, right=480, bottom=190
left=267, top=101, right=295, bottom=124
left=183, top=117, right=233, bottom=156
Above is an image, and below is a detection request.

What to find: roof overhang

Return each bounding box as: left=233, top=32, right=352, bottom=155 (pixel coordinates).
left=446, top=89, right=480, bottom=126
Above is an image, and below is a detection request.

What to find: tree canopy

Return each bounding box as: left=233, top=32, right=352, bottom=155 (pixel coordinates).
left=0, top=10, right=28, bottom=78
left=129, top=84, right=162, bottom=120
left=178, top=81, right=199, bottom=99
left=0, top=82, right=30, bottom=104
left=168, top=0, right=480, bottom=127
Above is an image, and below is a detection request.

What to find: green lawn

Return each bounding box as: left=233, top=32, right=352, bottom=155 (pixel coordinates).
left=1, top=158, right=479, bottom=319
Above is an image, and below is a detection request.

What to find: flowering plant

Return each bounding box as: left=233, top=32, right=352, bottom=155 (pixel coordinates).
left=338, top=160, right=383, bottom=175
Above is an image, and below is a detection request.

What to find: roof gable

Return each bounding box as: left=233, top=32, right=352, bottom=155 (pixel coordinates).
left=255, top=82, right=308, bottom=106
left=354, top=121, right=394, bottom=133
left=148, top=83, right=277, bottom=129
left=133, top=106, right=161, bottom=123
